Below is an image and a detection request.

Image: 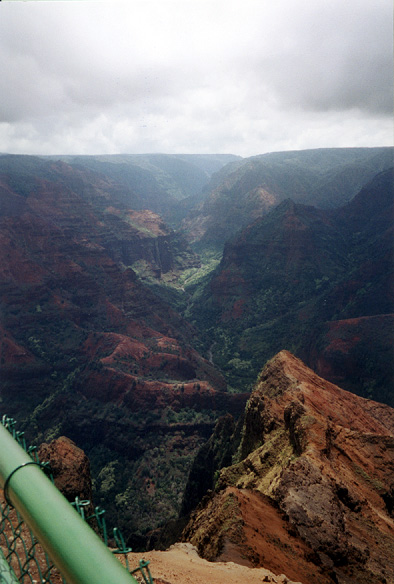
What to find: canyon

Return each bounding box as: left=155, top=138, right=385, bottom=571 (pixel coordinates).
left=39, top=350, right=394, bottom=584
left=189, top=167, right=394, bottom=405
left=0, top=148, right=392, bottom=562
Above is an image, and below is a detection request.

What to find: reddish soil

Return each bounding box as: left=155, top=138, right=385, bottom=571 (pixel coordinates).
left=0, top=326, right=35, bottom=365
left=182, top=485, right=329, bottom=584
left=123, top=543, right=304, bottom=584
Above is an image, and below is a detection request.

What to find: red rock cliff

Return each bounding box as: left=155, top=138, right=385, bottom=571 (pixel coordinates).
left=182, top=351, right=394, bottom=584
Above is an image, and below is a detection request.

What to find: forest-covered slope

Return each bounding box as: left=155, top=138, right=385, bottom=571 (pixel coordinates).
left=187, top=168, right=394, bottom=404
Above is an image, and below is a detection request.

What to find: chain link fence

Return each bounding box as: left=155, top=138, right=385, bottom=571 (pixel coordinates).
left=0, top=415, right=153, bottom=584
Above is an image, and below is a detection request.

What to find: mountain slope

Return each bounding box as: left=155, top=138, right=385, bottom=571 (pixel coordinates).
left=46, top=153, right=240, bottom=225
left=182, top=147, right=393, bottom=246
left=0, top=154, right=247, bottom=537
left=181, top=351, right=394, bottom=584
left=188, top=168, right=394, bottom=403
left=0, top=154, right=201, bottom=278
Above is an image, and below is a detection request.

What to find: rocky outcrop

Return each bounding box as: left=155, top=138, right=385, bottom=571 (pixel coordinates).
left=182, top=487, right=332, bottom=584
left=38, top=436, right=93, bottom=504
left=182, top=351, right=394, bottom=584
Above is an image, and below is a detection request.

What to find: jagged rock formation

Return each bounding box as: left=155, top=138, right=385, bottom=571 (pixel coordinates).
left=181, top=351, right=394, bottom=584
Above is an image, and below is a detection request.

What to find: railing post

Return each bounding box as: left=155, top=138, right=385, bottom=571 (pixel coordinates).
left=0, top=423, right=138, bottom=584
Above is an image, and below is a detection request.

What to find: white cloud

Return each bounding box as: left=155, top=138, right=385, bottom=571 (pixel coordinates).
left=0, top=0, right=392, bottom=156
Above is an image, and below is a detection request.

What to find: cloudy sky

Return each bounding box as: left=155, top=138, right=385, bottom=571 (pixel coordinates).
left=0, top=0, right=392, bottom=157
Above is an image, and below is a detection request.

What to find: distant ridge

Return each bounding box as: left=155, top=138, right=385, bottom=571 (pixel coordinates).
left=182, top=146, right=393, bottom=244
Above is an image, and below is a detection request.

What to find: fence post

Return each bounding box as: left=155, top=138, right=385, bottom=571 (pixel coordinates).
left=0, top=423, right=138, bottom=584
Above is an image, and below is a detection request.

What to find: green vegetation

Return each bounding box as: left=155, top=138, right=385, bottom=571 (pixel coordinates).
left=178, top=247, right=222, bottom=289
left=0, top=151, right=392, bottom=546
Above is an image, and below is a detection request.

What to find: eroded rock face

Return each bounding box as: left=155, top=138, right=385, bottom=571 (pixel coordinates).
left=182, top=351, right=394, bottom=584
left=38, top=436, right=93, bottom=504
left=182, top=486, right=331, bottom=584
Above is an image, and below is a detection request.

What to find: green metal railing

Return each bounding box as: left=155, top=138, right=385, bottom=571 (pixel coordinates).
left=0, top=416, right=153, bottom=584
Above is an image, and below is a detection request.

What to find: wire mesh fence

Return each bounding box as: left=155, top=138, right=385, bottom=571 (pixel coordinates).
left=0, top=496, right=64, bottom=584
left=0, top=415, right=153, bottom=584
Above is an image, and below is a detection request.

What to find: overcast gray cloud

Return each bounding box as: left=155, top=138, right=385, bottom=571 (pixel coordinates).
left=0, top=0, right=392, bottom=156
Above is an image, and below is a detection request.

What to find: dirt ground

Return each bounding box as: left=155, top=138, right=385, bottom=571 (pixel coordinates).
left=123, top=543, right=304, bottom=584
